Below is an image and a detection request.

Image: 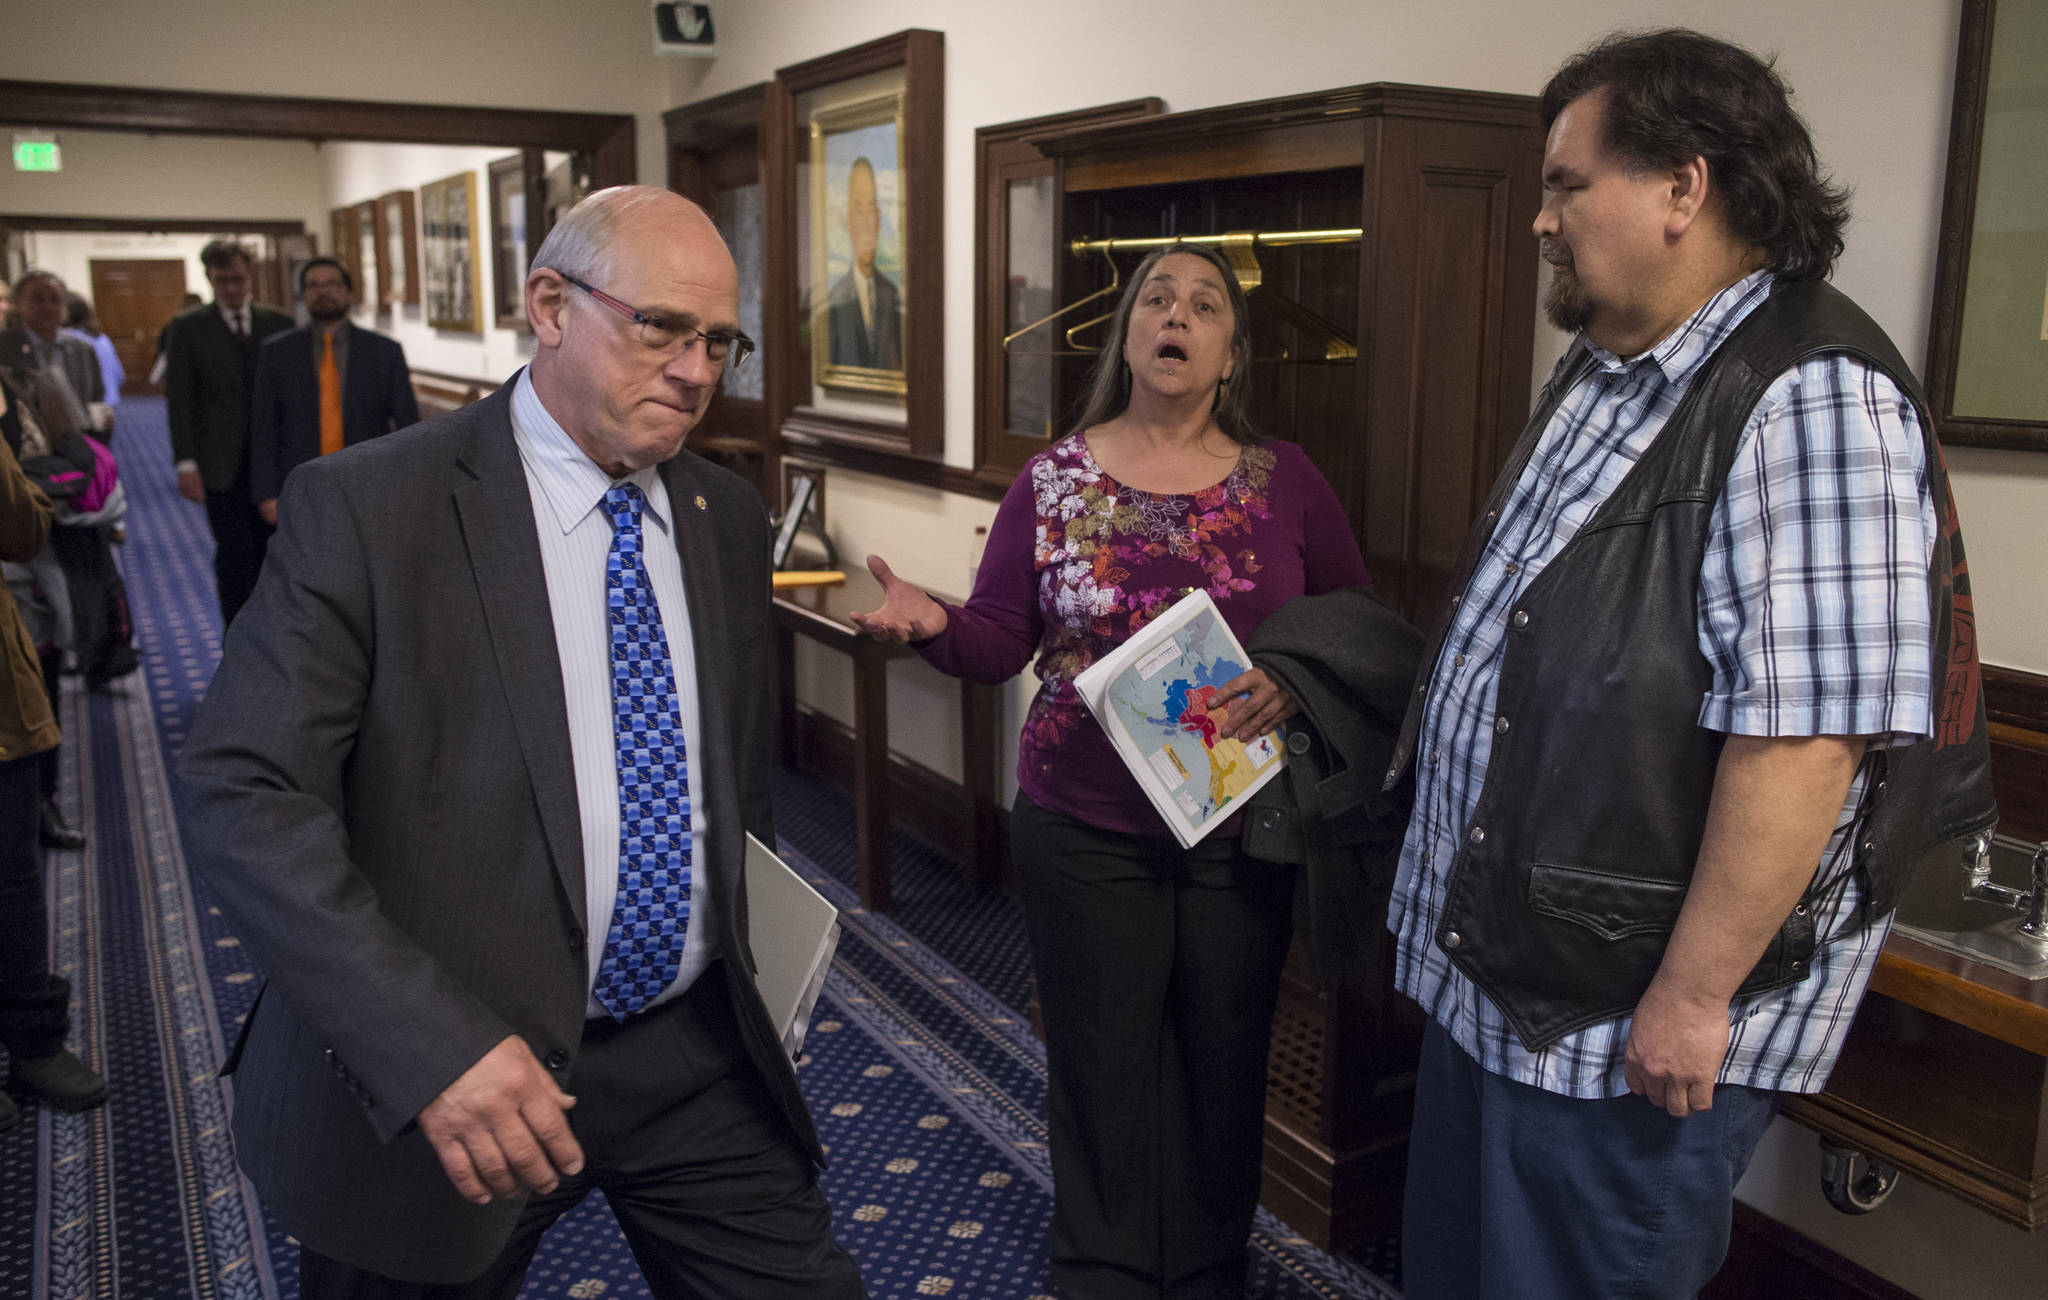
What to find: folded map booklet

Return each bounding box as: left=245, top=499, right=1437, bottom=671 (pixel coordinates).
left=1072, top=589, right=1288, bottom=848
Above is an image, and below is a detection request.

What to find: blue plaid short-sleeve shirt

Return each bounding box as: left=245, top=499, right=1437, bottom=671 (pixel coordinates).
left=1388, top=271, right=1937, bottom=1098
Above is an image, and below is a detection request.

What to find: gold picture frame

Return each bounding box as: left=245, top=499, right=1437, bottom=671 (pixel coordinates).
left=420, top=170, right=484, bottom=333
left=352, top=197, right=381, bottom=315
left=379, top=188, right=420, bottom=308
left=808, top=89, right=908, bottom=397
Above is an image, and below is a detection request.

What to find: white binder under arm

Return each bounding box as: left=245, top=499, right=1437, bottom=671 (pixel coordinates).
left=743, top=833, right=841, bottom=1059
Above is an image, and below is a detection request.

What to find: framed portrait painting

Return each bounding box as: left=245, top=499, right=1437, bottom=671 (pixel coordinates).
left=379, top=189, right=420, bottom=308
left=421, top=170, right=484, bottom=333
left=770, top=29, right=944, bottom=463
left=809, top=93, right=907, bottom=396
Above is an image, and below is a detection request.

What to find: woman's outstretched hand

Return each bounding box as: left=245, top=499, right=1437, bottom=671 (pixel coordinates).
left=848, top=554, right=950, bottom=643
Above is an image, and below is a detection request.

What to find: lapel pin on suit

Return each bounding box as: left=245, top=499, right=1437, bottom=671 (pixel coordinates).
left=693, top=494, right=708, bottom=511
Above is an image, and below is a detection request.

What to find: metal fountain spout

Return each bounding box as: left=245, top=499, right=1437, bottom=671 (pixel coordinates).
left=1963, top=832, right=2048, bottom=941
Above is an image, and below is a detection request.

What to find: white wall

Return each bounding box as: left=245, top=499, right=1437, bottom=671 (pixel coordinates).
left=321, top=142, right=539, bottom=381
left=0, top=129, right=328, bottom=236
left=0, top=0, right=680, bottom=218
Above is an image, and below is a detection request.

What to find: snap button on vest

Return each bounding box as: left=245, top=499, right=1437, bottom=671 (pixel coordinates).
left=1468, top=825, right=1485, bottom=846
left=1495, top=716, right=1510, bottom=735
left=1511, top=610, right=1530, bottom=629
left=1445, top=930, right=1464, bottom=950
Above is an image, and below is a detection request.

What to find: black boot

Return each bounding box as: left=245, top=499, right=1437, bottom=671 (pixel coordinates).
left=0, top=975, right=107, bottom=1112
left=38, top=797, right=85, bottom=851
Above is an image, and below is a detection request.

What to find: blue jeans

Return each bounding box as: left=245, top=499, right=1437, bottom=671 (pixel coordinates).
left=1402, top=1019, right=1781, bottom=1299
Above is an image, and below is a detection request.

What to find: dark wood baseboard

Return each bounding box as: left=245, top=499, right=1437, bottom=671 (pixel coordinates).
left=786, top=705, right=1011, bottom=884
left=1706, top=1202, right=1922, bottom=1300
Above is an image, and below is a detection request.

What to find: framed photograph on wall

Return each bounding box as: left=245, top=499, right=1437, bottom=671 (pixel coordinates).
left=809, top=92, right=906, bottom=396
left=328, top=205, right=357, bottom=287
left=769, top=29, right=944, bottom=463
left=421, top=170, right=484, bottom=333
left=487, top=153, right=534, bottom=331
left=1926, top=0, right=2048, bottom=450
left=352, top=198, right=381, bottom=314
left=379, top=189, right=420, bottom=308
left=771, top=469, right=819, bottom=569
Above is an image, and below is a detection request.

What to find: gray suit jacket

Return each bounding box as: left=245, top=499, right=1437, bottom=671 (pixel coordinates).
left=178, top=378, right=811, bottom=1282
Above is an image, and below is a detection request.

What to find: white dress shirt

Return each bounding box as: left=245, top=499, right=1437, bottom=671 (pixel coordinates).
left=510, top=369, right=716, bottom=1018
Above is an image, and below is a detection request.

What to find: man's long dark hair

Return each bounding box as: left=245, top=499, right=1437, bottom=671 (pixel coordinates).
left=1540, top=29, right=1850, bottom=281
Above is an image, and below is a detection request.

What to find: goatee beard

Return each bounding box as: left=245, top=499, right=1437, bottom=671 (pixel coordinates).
left=1541, top=240, right=1595, bottom=335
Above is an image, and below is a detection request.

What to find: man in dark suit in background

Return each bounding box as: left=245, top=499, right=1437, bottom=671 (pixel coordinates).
left=249, top=257, right=420, bottom=524
left=824, top=157, right=901, bottom=371
left=164, top=241, right=293, bottom=627
left=179, top=186, right=863, bottom=1299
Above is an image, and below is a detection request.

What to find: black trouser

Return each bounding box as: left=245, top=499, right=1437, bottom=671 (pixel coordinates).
left=1011, top=792, right=1295, bottom=1300
left=0, top=751, right=47, bottom=998
left=204, top=462, right=273, bottom=629
left=298, top=962, right=865, bottom=1300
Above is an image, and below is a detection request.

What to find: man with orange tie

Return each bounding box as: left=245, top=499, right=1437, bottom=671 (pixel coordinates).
left=250, top=258, right=420, bottom=526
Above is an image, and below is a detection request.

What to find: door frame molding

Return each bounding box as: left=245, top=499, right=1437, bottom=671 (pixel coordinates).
left=0, top=80, right=637, bottom=188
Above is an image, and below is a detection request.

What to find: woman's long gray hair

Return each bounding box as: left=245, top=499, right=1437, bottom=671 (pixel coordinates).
left=1070, top=241, right=1260, bottom=444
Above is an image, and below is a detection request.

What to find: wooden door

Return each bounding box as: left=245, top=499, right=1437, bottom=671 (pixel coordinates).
left=88, top=258, right=189, bottom=396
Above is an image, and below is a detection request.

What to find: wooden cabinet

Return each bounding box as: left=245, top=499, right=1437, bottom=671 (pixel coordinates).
left=1030, top=83, right=1544, bottom=1246
left=1034, top=84, right=1544, bottom=627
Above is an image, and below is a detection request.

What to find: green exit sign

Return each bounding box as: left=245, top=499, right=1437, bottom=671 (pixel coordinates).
left=13, top=141, right=60, bottom=172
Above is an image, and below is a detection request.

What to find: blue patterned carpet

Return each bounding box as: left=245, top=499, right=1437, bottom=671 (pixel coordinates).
left=0, top=397, right=1400, bottom=1299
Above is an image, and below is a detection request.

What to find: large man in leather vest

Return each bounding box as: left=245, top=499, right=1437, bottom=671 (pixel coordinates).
left=1385, top=30, right=1995, bottom=1298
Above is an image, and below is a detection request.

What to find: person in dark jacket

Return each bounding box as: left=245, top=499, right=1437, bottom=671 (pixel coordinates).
left=247, top=257, right=420, bottom=524
left=164, top=241, right=294, bottom=627
left=1385, top=31, right=1995, bottom=1299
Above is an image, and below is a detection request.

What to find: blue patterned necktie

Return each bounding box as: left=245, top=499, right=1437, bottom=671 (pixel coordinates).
left=591, top=483, right=693, bottom=1020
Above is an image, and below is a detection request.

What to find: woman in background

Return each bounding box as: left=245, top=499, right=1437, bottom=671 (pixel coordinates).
left=854, top=242, right=1368, bottom=1298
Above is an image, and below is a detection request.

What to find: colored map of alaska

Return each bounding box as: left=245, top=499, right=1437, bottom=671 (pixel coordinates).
left=1162, top=659, right=1246, bottom=746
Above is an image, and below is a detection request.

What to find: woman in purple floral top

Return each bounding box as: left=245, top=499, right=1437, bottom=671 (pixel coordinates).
left=854, top=243, right=1367, bottom=1296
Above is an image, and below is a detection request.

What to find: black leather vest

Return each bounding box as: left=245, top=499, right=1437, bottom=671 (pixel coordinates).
left=1387, top=279, right=1998, bottom=1052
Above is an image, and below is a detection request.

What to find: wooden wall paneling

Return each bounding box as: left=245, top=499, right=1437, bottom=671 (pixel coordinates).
left=1985, top=664, right=2048, bottom=844
left=1361, top=113, right=1540, bottom=626
left=1782, top=994, right=2048, bottom=1228
left=973, top=98, right=1163, bottom=490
